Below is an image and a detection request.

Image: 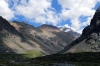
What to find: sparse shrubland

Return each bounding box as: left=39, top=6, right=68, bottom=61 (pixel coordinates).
left=0, top=52, right=100, bottom=66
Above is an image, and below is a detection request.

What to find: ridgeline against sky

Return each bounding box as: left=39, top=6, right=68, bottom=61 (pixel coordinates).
left=0, top=0, right=100, bottom=33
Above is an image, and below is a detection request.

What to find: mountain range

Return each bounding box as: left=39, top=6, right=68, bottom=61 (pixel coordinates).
left=1, top=6, right=100, bottom=56
left=0, top=16, right=79, bottom=55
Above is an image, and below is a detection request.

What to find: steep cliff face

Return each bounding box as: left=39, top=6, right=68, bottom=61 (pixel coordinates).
left=60, top=6, right=100, bottom=53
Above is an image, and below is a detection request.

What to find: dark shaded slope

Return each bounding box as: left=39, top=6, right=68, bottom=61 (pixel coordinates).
left=0, top=33, right=15, bottom=54
left=0, top=16, right=25, bottom=54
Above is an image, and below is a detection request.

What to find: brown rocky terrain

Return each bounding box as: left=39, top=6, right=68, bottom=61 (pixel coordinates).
left=0, top=16, right=76, bottom=55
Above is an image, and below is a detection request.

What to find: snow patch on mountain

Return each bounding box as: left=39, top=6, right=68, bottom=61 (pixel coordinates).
left=58, top=25, right=81, bottom=38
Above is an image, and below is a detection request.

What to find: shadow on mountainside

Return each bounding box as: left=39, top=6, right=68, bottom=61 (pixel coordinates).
left=0, top=33, right=15, bottom=54
left=58, top=35, right=86, bottom=53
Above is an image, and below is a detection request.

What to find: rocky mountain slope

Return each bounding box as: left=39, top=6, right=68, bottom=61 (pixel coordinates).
left=58, top=26, right=81, bottom=38
left=0, top=16, right=26, bottom=54
left=60, top=6, right=100, bottom=53
left=0, top=16, right=76, bottom=55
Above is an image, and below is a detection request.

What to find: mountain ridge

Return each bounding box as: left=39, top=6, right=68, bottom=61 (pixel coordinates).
left=59, top=6, right=100, bottom=53
left=0, top=17, right=77, bottom=55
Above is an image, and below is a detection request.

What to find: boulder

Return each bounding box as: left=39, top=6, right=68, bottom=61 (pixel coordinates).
left=97, top=36, right=100, bottom=42
left=86, top=39, right=96, bottom=45
left=90, top=33, right=98, bottom=40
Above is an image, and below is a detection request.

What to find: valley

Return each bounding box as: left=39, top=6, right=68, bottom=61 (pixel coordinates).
left=0, top=4, right=100, bottom=66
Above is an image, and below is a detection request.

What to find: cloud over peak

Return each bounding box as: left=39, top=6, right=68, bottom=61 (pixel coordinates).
left=0, top=0, right=100, bottom=33
left=58, top=0, right=100, bottom=33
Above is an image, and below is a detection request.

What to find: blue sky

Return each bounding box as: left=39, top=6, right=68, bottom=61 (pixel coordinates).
left=0, top=0, right=100, bottom=33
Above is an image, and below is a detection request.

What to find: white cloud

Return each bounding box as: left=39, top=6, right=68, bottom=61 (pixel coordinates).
left=64, top=24, right=71, bottom=28
left=58, top=0, right=100, bottom=33
left=64, top=24, right=76, bottom=32
left=0, top=0, right=14, bottom=20
left=15, top=0, right=51, bottom=18
left=34, top=9, right=61, bottom=25
left=5, top=0, right=60, bottom=26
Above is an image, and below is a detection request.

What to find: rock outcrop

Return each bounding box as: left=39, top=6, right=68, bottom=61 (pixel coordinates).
left=83, top=6, right=100, bottom=44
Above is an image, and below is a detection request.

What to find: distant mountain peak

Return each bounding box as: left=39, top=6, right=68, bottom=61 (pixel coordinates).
left=58, top=26, right=73, bottom=32
left=58, top=25, right=80, bottom=38
left=40, top=24, right=59, bottom=29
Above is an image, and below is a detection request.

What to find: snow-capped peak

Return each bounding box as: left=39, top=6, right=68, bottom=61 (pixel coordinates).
left=58, top=25, right=81, bottom=38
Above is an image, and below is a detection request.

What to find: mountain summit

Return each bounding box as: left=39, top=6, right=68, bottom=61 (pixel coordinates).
left=60, top=6, right=100, bottom=53
left=58, top=26, right=80, bottom=38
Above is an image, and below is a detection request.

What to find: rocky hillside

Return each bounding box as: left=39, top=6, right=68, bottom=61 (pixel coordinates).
left=59, top=6, right=100, bottom=53
left=10, top=22, right=76, bottom=54
left=0, top=16, right=26, bottom=54
left=0, top=16, right=76, bottom=55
